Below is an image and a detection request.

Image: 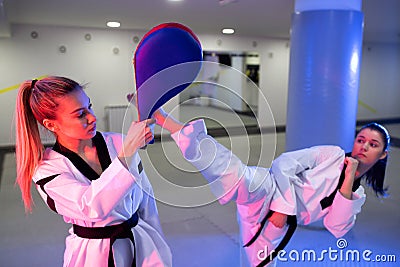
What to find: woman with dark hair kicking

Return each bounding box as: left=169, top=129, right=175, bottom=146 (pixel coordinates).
left=154, top=109, right=390, bottom=267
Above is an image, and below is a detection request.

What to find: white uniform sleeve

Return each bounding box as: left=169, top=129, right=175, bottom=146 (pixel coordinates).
left=270, top=145, right=345, bottom=215
left=323, top=185, right=366, bottom=238
left=135, top=168, right=173, bottom=265
left=35, top=156, right=141, bottom=221
left=171, top=119, right=272, bottom=205
left=137, top=169, right=163, bottom=232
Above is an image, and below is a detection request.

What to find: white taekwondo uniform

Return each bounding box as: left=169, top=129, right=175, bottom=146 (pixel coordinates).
left=171, top=119, right=366, bottom=267
left=33, top=131, right=172, bottom=267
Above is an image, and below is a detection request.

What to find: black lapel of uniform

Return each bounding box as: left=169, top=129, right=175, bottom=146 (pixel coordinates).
left=137, top=161, right=143, bottom=174
left=52, top=132, right=111, bottom=181
left=320, top=152, right=361, bottom=210
left=92, top=131, right=112, bottom=171
left=36, top=174, right=60, bottom=213
left=320, top=167, right=346, bottom=210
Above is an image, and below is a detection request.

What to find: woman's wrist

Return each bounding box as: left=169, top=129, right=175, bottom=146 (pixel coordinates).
left=164, top=118, right=185, bottom=134
left=340, top=176, right=355, bottom=200
left=118, top=154, right=136, bottom=169
left=154, top=109, right=184, bottom=134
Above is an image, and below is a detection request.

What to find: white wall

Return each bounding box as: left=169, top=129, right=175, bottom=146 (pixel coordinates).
left=0, top=24, right=399, bottom=146
left=0, top=24, right=143, bottom=145
left=358, top=43, right=400, bottom=120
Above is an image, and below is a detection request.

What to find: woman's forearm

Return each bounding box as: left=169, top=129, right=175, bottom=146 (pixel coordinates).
left=339, top=178, right=354, bottom=199
left=162, top=115, right=185, bottom=134
left=153, top=109, right=185, bottom=134
left=339, top=157, right=359, bottom=200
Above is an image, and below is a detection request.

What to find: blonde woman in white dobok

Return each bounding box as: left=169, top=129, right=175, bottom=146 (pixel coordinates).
left=15, top=77, right=172, bottom=267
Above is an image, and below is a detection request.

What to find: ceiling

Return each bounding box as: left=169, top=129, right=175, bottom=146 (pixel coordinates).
left=1, top=0, right=399, bottom=43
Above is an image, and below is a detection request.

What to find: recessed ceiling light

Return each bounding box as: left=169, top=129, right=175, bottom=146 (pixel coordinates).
left=219, top=0, right=237, bottom=6
left=106, top=21, right=121, bottom=28
left=222, top=28, right=235, bottom=35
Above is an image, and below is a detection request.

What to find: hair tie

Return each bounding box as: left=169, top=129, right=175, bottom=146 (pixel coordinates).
left=31, top=79, right=38, bottom=89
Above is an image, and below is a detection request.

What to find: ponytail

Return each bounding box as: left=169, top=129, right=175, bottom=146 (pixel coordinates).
left=365, top=156, right=388, bottom=197
left=15, top=81, right=44, bottom=212
left=14, top=76, right=82, bottom=212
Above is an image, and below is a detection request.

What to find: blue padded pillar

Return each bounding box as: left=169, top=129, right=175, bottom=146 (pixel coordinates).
left=285, top=0, right=364, bottom=152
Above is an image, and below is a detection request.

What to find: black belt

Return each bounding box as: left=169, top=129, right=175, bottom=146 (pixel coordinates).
left=243, top=210, right=297, bottom=267
left=73, top=212, right=139, bottom=267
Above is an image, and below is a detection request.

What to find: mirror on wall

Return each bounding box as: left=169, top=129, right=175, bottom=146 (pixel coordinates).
left=179, top=51, right=260, bottom=129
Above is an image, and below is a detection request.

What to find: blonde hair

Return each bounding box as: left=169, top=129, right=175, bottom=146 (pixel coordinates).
left=15, top=76, right=82, bottom=212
